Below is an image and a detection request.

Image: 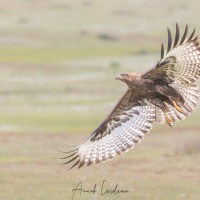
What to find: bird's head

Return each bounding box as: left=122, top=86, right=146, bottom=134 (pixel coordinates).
left=116, top=72, right=141, bottom=86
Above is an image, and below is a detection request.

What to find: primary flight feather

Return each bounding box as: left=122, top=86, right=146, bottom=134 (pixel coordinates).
left=61, top=24, right=200, bottom=170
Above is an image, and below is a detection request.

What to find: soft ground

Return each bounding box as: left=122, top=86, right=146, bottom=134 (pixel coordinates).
left=0, top=0, right=200, bottom=200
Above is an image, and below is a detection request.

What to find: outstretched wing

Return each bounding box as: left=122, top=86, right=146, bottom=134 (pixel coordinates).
left=142, top=23, right=200, bottom=84
left=61, top=90, right=156, bottom=170
left=142, top=24, right=200, bottom=125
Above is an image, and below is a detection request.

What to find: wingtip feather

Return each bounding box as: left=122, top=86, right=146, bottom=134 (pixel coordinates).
left=167, top=27, right=172, bottom=52
left=180, top=24, right=188, bottom=44
left=187, top=28, right=196, bottom=42
left=161, top=43, right=164, bottom=59
left=173, top=23, right=180, bottom=47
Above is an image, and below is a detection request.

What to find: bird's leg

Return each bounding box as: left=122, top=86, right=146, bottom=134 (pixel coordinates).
left=164, top=112, right=174, bottom=127
left=148, top=98, right=174, bottom=127
left=171, top=100, right=182, bottom=113
left=155, top=84, right=184, bottom=113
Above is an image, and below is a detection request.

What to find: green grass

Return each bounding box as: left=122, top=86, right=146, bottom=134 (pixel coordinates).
left=0, top=156, right=38, bottom=163
left=0, top=46, right=135, bottom=64
left=0, top=111, right=106, bottom=133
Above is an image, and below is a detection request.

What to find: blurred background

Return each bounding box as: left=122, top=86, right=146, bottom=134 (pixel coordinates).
left=0, top=0, right=200, bottom=199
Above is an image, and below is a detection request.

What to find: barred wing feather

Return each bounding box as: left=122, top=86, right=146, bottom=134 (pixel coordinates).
left=61, top=91, right=156, bottom=170
left=143, top=23, right=200, bottom=84
left=156, top=83, right=199, bottom=124
left=143, top=24, right=200, bottom=125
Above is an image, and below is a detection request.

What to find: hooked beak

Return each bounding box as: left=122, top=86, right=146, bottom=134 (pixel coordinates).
left=115, top=74, right=122, bottom=80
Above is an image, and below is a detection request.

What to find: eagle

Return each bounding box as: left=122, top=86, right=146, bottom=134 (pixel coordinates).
left=60, top=24, right=200, bottom=170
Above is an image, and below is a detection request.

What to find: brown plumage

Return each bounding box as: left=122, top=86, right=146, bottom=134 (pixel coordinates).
left=59, top=24, right=200, bottom=170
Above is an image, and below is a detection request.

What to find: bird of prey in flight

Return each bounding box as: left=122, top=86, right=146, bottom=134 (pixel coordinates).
left=60, top=24, right=200, bottom=170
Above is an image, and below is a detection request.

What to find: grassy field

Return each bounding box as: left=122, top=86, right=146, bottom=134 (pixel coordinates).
left=0, top=0, right=200, bottom=200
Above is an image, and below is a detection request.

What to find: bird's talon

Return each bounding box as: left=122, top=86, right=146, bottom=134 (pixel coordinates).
left=169, top=121, right=174, bottom=128
left=172, top=100, right=182, bottom=113
left=164, top=112, right=174, bottom=127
